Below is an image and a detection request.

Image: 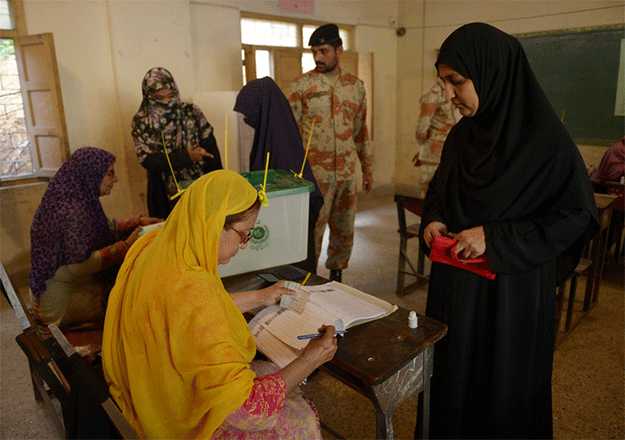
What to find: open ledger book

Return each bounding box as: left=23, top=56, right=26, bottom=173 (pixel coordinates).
left=249, top=281, right=397, bottom=368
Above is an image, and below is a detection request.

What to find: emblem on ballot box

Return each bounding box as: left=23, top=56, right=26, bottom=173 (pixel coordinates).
left=249, top=222, right=270, bottom=251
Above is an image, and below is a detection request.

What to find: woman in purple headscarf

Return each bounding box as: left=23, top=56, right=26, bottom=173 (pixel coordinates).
left=28, top=147, right=162, bottom=326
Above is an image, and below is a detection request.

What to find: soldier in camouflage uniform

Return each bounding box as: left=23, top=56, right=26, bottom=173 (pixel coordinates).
left=289, top=24, right=373, bottom=282
left=412, top=77, right=460, bottom=198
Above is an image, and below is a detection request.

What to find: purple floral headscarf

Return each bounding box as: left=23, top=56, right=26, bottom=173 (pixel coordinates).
left=28, top=147, right=117, bottom=297
left=131, top=67, right=214, bottom=194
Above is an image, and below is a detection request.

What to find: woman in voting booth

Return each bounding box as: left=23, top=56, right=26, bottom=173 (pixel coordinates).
left=28, top=147, right=162, bottom=327
left=103, top=170, right=337, bottom=439
left=419, top=23, right=599, bottom=439
left=234, top=76, right=324, bottom=274
left=132, top=67, right=223, bottom=219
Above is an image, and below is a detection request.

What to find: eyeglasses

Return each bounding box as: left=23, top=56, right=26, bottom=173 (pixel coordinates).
left=225, top=224, right=253, bottom=244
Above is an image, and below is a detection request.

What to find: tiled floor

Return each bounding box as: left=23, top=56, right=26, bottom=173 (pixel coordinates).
left=1, top=194, right=623, bottom=439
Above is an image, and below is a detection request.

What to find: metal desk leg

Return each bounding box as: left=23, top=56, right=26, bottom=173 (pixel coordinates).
left=396, top=199, right=408, bottom=296
left=376, top=411, right=394, bottom=439
left=415, top=345, right=434, bottom=439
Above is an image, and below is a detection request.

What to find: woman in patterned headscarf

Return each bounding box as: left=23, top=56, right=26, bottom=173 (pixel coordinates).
left=103, top=170, right=337, bottom=439
left=28, top=147, right=162, bottom=326
left=132, top=67, right=223, bottom=218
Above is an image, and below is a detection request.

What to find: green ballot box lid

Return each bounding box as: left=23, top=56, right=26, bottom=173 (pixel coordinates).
left=178, top=169, right=314, bottom=197
left=244, top=169, right=314, bottom=198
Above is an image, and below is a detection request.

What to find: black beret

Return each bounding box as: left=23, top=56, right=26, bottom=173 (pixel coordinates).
left=309, top=23, right=342, bottom=47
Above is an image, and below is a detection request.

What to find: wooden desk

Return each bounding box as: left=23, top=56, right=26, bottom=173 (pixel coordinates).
left=394, top=186, right=428, bottom=296
left=583, top=193, right=618, bottom=312
left=223, top=266, right=448, bottom=439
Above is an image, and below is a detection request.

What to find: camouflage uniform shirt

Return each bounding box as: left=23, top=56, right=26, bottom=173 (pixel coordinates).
left=289, top=68, right=372, bottom=182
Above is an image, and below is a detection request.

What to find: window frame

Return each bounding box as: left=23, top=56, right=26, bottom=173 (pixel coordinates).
left=240, top=13, right=373, bottom=140
left=241, top=13, right=355, bottom=85
left=0, top=0, right=64, bottom=187
left=240, top=12, right=354, bottom=51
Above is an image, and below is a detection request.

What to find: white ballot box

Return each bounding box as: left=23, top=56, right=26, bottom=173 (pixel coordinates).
left=217, top=169, right=313, bottom=278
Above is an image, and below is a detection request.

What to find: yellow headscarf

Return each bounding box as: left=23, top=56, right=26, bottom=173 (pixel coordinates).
left=103, top=170, right=259, bottom=439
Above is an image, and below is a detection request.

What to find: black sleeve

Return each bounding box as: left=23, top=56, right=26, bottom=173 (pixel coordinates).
left=200, top=133, right=223, bottom=172
left=484, top=209, right=593, bottom=276
left=139, top=149, right=194, bottom=173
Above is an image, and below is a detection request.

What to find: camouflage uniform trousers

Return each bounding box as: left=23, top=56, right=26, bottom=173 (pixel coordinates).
left=314, top=179, right=358, bottom=270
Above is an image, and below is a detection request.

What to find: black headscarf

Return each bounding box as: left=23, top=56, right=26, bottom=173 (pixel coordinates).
left=233, top=77, right=322, bottom=203
left=423, top=23, right=599, bottom=279
left=234, top=77, right=323, bottom=272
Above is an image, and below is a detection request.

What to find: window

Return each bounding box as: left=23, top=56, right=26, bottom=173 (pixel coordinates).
left=241, top=14, right=353, bottom=93
left=0, top=0, right=69, bottom=186
left=0, top=37, right=31, bottom=178
left=240, top=14, right=372, bottom=139
left=0, top=0, right=13, bottom=30
left=241, top=18, right=298, bottom=48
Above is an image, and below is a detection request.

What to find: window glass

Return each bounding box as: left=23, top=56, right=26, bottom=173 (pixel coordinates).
left=0, top=38, right=34, bottom=178
left=241, top=49, right=246, bottom=84
left=241, top=18, right=297, bottom=47
left=302, top=52, right=315, bottom=73
left=255, top=50, right=271, bottom=79
left=0, top=0, right=13, bottom=30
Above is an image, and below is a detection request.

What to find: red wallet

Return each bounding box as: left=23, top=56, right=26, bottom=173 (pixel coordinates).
left=429, top=235, right=497, bottom=280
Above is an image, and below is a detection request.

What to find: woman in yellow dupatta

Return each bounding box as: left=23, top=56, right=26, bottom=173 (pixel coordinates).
left=102, top=170, right=337, bottom=439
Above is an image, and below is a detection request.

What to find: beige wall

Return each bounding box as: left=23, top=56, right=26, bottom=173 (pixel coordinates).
left=2, top=0, right=623, bottom=293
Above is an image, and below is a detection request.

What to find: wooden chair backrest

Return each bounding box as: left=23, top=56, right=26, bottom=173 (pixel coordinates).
left=49, top=325, right=138, bottom=439
left=0, top=261, right=36, bottom=331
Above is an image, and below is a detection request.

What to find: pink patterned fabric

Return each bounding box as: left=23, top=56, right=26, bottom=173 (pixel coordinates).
left=211, top=361, right=322, bottom=439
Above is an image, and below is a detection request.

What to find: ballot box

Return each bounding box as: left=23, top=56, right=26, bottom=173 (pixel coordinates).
left=217, top=169, right=314, bottom=278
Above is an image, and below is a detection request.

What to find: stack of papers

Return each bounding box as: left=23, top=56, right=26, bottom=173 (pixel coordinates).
left=249, top=282, right=397, bottom=368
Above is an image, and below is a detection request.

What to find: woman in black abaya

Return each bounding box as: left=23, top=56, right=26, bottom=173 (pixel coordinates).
left=234, top=77, right=323, bottom=273
left=418, top=23, right=599, bottom=439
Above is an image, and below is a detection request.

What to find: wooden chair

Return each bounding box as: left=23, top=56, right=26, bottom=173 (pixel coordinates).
left=1, top=262, right=123, bottom=438
left=394, top=193, right=429, bottom=296
left=591, top=179, right=624, bottom=260
left=48, top=324, right=138, bottom=439
left=555, top=257, right=592, bottom=347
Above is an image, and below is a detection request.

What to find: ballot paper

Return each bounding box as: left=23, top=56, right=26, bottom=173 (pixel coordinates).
left=138, top=221, right=165, bottom=236
left=279, top=282, right=311, bottom=314
left=249, top=282, right=397, bottom=359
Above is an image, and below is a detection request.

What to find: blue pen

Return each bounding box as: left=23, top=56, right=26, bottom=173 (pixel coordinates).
left=297, top=330, right=346, bottom=340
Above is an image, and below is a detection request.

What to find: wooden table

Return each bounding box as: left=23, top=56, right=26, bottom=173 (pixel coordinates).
left=223, top=266, right=448, bottom=439
left=394, top=186, right=428, bottom=296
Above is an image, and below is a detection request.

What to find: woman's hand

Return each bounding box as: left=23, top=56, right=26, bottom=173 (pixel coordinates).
left=300, top=325, right=339, bottom=369
left=279, top=325, right=338, bottom=393
left=448, top=226, right=486, bottom=259
left=423, top=221, right=449, bottom=247
left=257, top=281, right=294, bottom=307
left=187, top=145, right=214, bottom=162
left=230, top=281, right=295, bottom=313
left=412, top=152, right=422, bottom=166
left=124, top=227, right=143, bottom=247
left=138, top=216, right=164, bottom=226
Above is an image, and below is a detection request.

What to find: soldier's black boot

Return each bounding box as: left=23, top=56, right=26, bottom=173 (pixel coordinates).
left=329, top=269, right=342, bottom=282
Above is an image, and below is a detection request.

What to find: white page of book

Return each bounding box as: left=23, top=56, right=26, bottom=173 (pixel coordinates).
left=249, top=310, right=301, bottom=368
left=258, top=283, right=391, bottom=350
